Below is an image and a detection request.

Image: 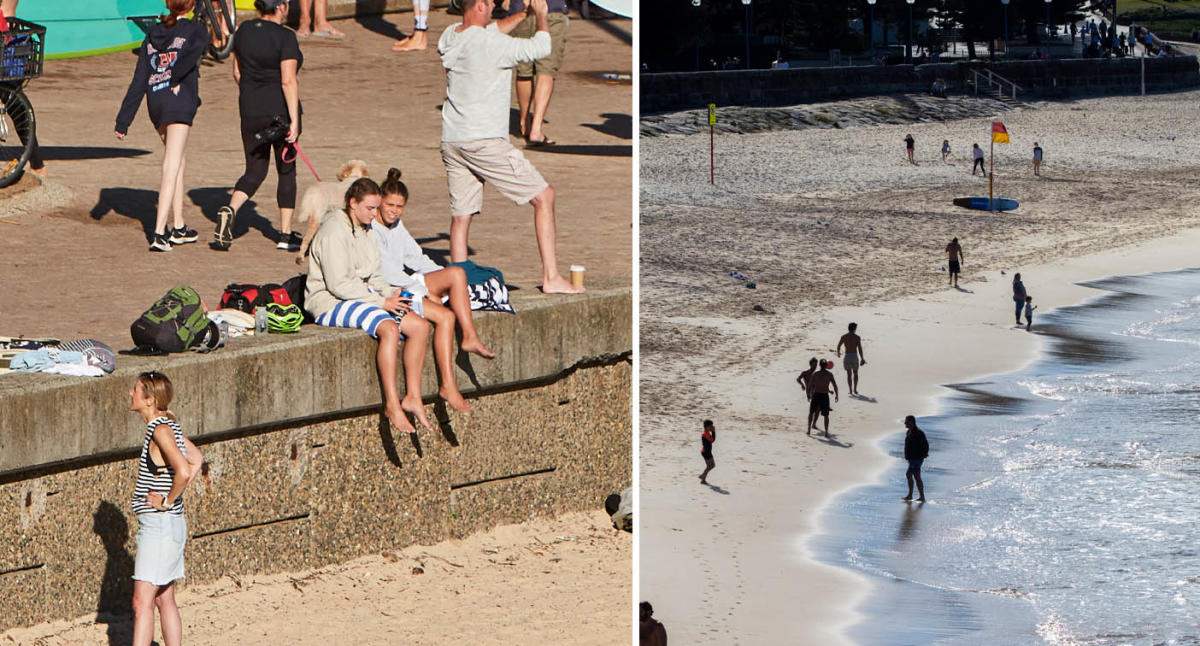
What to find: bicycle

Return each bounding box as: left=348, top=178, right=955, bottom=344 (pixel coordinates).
left=129, top=0, right=236, bottom=62
left=0, top=17, right=44, bottom=189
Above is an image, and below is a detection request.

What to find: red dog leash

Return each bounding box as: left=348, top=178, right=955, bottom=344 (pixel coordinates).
left=282, top=142, right=321, bottom=182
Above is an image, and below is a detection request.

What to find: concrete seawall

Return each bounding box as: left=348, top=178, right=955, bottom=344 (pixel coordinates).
left=0, top=288, right=632, bottom=630
left=642, top=57, right=1200, bottom=113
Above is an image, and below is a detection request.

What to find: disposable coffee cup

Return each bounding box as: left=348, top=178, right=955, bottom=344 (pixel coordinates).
left=570, top=265, right=585, bottom=288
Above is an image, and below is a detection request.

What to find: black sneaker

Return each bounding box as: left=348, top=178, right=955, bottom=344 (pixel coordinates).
left=169, top=226, right=199, bottom=244
left=211, top=206, right=234, bottom=251
left=276, top=231, right=303, bottom=252
left=149, top=234, right=172, bottom=252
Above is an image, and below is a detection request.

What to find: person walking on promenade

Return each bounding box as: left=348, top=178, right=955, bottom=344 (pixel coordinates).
left=946, top=237, right=964, bottom=287
left=437, top=0, right=583, bottom=294
left=372, top=167, right=496, bottom=411
left=392, top=0, right=430, bottom=50
left=904, top=134, right=915, bottom=164
left=971, top=143, right=985, bottom=175
left=807, top=360, right=839, bottom=437
left=212, top=0, right=304, bottom=252
left=507, top=0, right=569, bottom=145
left=1012, top=273, right=1027, bottom=326
left=902, top=415, right=928, bottom=502
left=796, top=356, right=818, bottom=402
left=1032, top=142, right=1044, bottom=176
left=115, top=0, right=208, bottom=252
left=836, top=323, right=866, bottom=396
left=295, top=0, right=345, bottom=38
left=305, top=178, right=436, bottom=432
left=127, top=371, right=204, bottom=646
left=699, top=419, right=716, bottom=484
left=1025, top=295, right=1037, bottom=331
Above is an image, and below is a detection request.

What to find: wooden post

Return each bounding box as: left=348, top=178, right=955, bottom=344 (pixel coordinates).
left=708, top=103, right=717, bottom=184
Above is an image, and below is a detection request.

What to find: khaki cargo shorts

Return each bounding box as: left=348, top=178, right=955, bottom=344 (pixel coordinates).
left=440, top=138, right=549, bottom=217
left=511, top=12, right=569, bottom=78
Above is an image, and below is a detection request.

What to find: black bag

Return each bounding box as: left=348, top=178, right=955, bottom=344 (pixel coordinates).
left=220, top=282, right=292, bottom=313
left=281, top=274, right=313, bottom=323
left=254, top=115, right=290, bottom=144
left=130, top=286, right=217, bottom=353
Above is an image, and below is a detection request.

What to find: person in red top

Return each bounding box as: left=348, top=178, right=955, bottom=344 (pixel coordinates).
left=699, top=419, right=716, bottom=484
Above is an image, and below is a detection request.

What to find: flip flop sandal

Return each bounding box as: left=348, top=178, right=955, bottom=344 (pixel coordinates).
left=526, top=136, right=556, bottom=148
left=311, top=29, right=346, bottom=40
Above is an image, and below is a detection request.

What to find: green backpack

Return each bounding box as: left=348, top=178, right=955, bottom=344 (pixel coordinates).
left=130, top=286, right=216, bottom=353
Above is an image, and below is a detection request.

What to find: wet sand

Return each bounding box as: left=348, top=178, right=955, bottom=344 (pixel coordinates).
left=639, top=90, right=1200, bottom=643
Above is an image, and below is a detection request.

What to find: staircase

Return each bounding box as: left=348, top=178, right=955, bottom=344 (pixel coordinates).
left=969, top=68, right=1023, bottom=101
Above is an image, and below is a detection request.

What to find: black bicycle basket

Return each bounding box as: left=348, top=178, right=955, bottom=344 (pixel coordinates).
left=0, top=18, right=46, bottom=83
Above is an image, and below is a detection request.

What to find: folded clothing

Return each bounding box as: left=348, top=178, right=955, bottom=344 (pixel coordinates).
left=57, top=339, right=117, bottom=373
left=10, top=340, right=115, bottom=377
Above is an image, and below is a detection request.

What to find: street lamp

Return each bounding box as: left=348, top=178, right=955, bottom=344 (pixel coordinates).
left=1045, top=0, right=1052, bottom=42
left=867, top=0, right=876, bottom=61
left=1001, top=0, right=1010, bottom=58
left=906, top=0, right=915, bottom=64
left=742, top=0, right=751, bottom=70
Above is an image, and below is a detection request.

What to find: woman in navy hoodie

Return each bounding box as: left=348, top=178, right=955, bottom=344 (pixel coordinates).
left=115, top=0, right=208, bottom=252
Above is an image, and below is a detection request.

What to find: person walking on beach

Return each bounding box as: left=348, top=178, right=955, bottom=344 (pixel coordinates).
left=640, top=601, right=668, bottom=645
left=437, top=0, right=583, bottom=294
left=904, top=134, right=915, bottom=164
left=946, top=237, right=964, bottom=287
left=1012, top=273, right=1027, bottom=326
left=1032, top=142, right=1043, bottom=176
left=941, top=139, right=951, bottom=163
left=128, top=371, right=204, bottom=646
left=796, top=357, right=818, bottom=402
left=902, top=415, right=928, bottom=502
left=699, top=419, right=716, bottom=484
left=507, top=0, right=569, bottom=146
left=836, top=323, right=866, bottom=396
left=114, top=0, right=208, bottom=252
left=1025, top=295, right=1037, bottom=331
left=971, top=143, right=985, bottom=175
left=392, top=0, right=430, bottom=50
left=807, top=360, right=839, bottom=437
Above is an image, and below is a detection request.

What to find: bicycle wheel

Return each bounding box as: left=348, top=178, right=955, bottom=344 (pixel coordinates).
left=201, top=0, right=236, bottom=61
left=0, top=85, right=35, bottom=189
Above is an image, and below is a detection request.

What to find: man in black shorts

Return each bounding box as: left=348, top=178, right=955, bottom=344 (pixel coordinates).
left=946, top=237, right=964, bottom=287
left=699, top=419, right=716, bottom=484
left=806, top=360, right=839, bottom=437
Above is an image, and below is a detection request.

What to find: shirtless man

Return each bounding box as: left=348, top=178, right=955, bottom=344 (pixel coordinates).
left=807, top=360, right=839, bottom=437
left=796, top=357, right=818, bottom=402
left=836, top=323, right=866, bottom=396
left=946, top=237, right=964, bottom=288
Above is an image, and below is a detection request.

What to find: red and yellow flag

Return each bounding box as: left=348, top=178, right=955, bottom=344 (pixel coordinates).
left=992, top=121, right=1010, bottom=144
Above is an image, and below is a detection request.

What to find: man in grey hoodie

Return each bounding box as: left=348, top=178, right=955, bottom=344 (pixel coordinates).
left=438, top=0, right=584, bottom=294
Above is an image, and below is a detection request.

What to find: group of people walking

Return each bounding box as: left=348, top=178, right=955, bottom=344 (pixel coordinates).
left=905, top=134, right=1045, bottom=176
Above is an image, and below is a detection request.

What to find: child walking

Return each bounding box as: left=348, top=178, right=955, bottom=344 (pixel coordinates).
left=1025, top=295, right=1037, bottom=331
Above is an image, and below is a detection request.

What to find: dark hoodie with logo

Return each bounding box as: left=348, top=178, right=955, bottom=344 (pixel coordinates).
left=115, top=18, right=208, bottom=135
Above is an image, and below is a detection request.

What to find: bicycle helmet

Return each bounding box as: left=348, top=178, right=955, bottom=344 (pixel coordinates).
left=265, top=303, right=303, bottom=333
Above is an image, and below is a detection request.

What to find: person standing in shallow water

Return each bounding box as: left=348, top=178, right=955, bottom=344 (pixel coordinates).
left=699, top=419, right=716, bottom=484
left=902, top=415, right=928, bottom=502
left=1012, top=273, right=1027, bottom=326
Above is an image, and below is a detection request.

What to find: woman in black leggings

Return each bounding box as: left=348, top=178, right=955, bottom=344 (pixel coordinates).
left=212, top=0, right=303, bottom=251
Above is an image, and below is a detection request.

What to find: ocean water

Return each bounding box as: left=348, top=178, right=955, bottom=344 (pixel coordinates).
left=815, top=268, right=1200, bottom=645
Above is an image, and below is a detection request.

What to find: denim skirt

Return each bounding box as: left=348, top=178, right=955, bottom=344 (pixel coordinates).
left=133, top=512, right=187, bottom=586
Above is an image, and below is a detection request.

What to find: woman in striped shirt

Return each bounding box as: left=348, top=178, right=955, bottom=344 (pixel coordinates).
left=128, top=371, right=203, bottom=646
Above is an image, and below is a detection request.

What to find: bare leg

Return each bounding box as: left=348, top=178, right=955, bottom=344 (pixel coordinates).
left=131, top=581, right=158, bottom=646
left=914, top=473, right=926, bottom=502
left=393, top=28, right=427, bottom=51
left=449, top=213, right=472, bottom=264
left=228, top=189, right=251, bottom=215
left=807, top=410, right=815, bottom=435
left=516, top=77, right=533, bottom=138
left=376, top=319, right=416, bottom=433
left=280, top=206, right=294, bottom=235
left=903, top=473, right=914, bottom=500
left=398, top=314, right=433, bottom=430
left=823, top=413, right=830, bottom=437
left=699, top=461, right=713, bottom=484
left=171, top=147, right=187, bottom=229
left=156, top=124, right=191, bottom=236
left=424, top=267, right=495, bottom=358
left=154, top=584, right=182, bottom=646
left=297, top=0, right=313, bottom=35
left=421, top=301, right=472, bottom=412
left=527, top=75, right=556, bottom=143
left=851, top=369, right=859, bottom=395
left=529, top=186, right=583, bottom=294
left=312, top=0, right=343, bottom=35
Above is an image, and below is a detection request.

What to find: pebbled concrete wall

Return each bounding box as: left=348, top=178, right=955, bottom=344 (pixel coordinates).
left=0, top=289, right=631, bottom=630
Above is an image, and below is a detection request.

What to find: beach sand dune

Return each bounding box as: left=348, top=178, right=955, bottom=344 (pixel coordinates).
left=639, top=90, right=1200, bottom=643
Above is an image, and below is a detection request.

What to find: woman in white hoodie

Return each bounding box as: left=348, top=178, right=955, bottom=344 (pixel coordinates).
left=304, top=178, right=435, bottom=432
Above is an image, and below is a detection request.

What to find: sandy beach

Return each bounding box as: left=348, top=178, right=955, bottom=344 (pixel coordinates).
left=2, top=509, right=630, bottom=645
left=639, top=90, right=1200, bottom=643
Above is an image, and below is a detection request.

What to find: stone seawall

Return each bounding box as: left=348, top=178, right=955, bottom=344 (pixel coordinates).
left=641, top=57, right=1200, bottom=113
left=0, top=289, right=632, bottom=630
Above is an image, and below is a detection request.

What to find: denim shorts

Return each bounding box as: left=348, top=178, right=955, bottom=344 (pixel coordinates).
left=133, top=512, right=187, bottom=586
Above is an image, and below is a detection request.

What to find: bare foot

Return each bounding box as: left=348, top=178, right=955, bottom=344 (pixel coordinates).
left=28, top=166, right=47, bottom=178
left=460, top=338, right=496, bottom=359
left=439, top=387, right=473, bottom=413
left=393, top=31, right=427, bottom=51
left=401, top=395, right=433, bottom=430
left=314, top=23, right=344, bottom=37
left=385, top=405, right=415, bottom=433
left=391, top=36, right=411, bottom=50
left=902, top=496, right=913, bottom=502
left=541, top=276, right=585, bottom=294
left=917, top=497, right=926, bottom=502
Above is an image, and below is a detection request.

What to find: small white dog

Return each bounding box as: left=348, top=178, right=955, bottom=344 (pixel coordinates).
left=296, top=159, right=370, bottom=260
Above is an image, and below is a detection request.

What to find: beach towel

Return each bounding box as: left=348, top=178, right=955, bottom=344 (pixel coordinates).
left=449, top=261, right=515, bottom=314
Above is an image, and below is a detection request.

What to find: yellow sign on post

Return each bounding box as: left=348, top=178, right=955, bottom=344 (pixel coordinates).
left=708, top=103, right=717, bottom=126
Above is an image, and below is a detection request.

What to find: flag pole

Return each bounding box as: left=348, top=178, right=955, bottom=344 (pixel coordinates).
left=989, top=134, right=995, bottom=213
